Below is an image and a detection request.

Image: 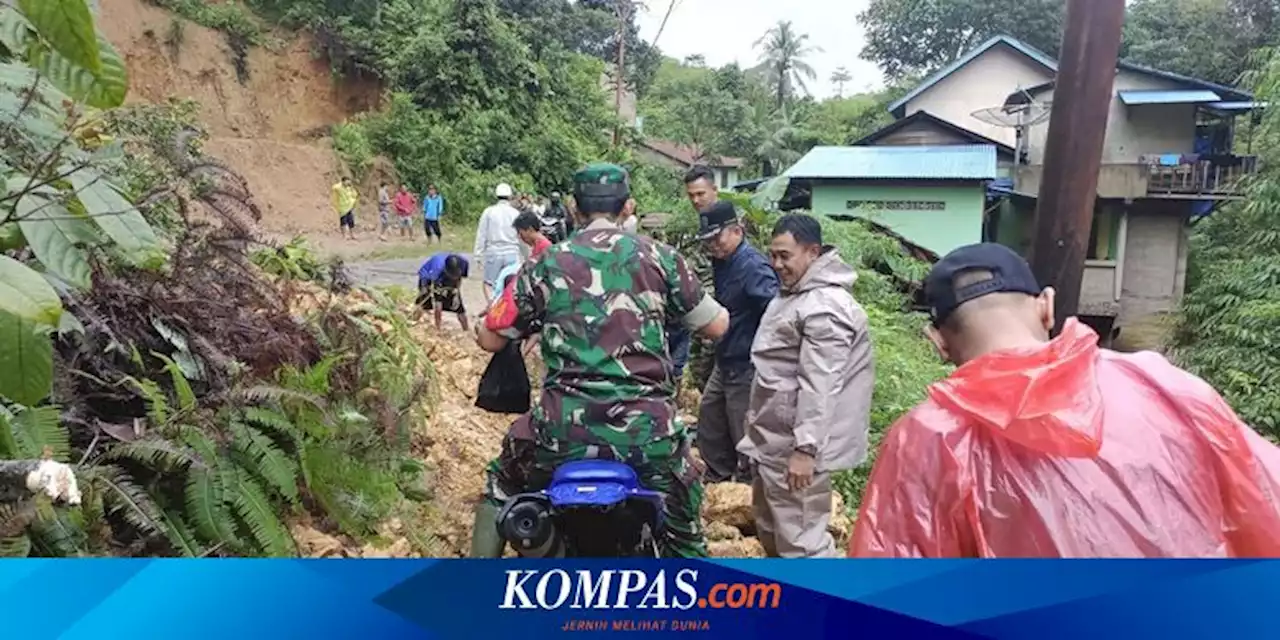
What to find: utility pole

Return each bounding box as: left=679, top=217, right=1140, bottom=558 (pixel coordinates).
left=1028, top=0, right=1125, bottom=335
left=612, top=0, right=636, bottom=148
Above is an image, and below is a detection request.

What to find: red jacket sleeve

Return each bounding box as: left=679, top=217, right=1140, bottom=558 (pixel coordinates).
left=849, top=407, right=973, bottom=558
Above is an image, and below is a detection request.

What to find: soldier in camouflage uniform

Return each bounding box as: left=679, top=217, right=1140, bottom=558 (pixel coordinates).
left=470, top=162, right=730, bottom=558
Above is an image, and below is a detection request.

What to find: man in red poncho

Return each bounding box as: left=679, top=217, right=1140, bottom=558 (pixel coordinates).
left=850, top=243, right=1280, bottom=558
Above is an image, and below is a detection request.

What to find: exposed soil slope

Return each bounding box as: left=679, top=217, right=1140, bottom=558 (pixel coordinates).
left=99, top=0, right=382, bottom=237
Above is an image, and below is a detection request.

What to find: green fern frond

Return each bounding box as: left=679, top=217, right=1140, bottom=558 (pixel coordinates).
left=95, top=465, right=166, bottom=540
left=0, top=534, right=31, bottom=558
left=124, top=375, right=171, bottom=426
left=229, top=469, right=296, bottom=557
left=159, top=508, right=203, bottom=557
left=105, top=436, right=205, bottom=473
left=230, top=385, right=325, bottom=410
left=29, top=498, right=87, bottom=557
left=277, top=353, right=346, bottom=397
left=241, top=406, right=299, bottom=440
left=152, top=351, right=197, bottom=412
left=184, top=467, right=240, bottom=550
left=229, top=421, right=299, bottom=504
left=9, top=405, right=70, bottom=461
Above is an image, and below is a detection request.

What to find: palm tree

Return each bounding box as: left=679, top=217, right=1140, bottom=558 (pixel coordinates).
left=753, top=20, right=822, bottom=113
left=830, top=66, right=852, bottom=98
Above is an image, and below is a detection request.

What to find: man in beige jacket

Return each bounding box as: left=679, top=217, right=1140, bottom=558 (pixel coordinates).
left=738, top=214, right=874, bottom=557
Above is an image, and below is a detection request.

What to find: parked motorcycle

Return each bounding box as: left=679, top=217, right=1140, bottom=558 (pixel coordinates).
left=539, top=213, right=568, bottom=243
left=495, top=460, right=664, bottom=557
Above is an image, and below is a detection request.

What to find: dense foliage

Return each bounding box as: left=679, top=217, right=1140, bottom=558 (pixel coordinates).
left=637, top=57, right=901, bottom=180
left=0, top=1, right=438, bottom=557
left=1170, top=47, right=1280, bottom=441
left=859, top=0, right=1280, bottom=88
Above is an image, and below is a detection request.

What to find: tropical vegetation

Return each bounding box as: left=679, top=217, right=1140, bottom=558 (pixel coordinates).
left=0, top=0, right=435, bottom=557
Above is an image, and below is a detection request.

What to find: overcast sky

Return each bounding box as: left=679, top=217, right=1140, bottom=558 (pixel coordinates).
left=632, top=0, right=886, bottom=99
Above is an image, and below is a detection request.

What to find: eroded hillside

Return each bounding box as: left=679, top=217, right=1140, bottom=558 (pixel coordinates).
left=99, top=0, right=383, bottom=238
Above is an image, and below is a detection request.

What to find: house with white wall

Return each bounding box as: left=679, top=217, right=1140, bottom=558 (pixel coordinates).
left=875, top=35, right=1262, bottom=343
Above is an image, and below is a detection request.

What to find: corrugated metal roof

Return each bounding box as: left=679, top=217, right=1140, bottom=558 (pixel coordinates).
left=887, top=36, right=1057, bottom=115
left=1118, top=89, right=1221, bottom=105
left=783, top=145, right=998, bottom=180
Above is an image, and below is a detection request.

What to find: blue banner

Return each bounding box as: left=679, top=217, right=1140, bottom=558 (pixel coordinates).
left=7, top=559, right=1279, bottom=638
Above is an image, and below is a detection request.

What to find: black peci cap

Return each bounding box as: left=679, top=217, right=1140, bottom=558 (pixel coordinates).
left=924, top=243, right=1043, bottom=327
left=696, top=200, right=738, bottom=240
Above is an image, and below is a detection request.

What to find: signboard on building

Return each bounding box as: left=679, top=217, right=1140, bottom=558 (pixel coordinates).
left=847, top=200, right=947, bottom=211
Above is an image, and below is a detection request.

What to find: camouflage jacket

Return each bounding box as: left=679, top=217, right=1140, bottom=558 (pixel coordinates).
left=502, top=217, right=723, bottom=449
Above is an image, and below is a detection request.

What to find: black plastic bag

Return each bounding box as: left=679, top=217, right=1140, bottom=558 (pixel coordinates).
left=475, top=341, right=531, bottom=414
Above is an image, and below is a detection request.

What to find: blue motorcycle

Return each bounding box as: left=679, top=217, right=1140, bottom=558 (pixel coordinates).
left=495, top=460, right=665, bottom=557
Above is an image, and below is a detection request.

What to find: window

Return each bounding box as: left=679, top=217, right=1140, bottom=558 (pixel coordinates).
left=1087, top=207, right=1122, bottom=261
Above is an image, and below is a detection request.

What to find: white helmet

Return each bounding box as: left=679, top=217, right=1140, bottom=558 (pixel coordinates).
left=494, top=183, right=513, bottom=199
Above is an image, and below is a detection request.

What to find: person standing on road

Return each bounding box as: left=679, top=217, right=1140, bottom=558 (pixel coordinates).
left=741, top=214, right=873, bottom=558
left=422, top=184, right=445, bottom=243
left=394, top=184, right=417, bottom=239
left=474, top=183, right=524, bottom=300
left=332, top=176, right=358, bottom=240
left=416, top=253, right=470, bottom=332
left=694, top=198, right=779, bottom=484
left=377, top=182, right=392, bottom=241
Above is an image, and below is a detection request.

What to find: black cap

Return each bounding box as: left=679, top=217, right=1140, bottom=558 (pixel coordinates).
left=696, top=200, right=737, bottom=240
left=924, top=243, right=1043, bottom=327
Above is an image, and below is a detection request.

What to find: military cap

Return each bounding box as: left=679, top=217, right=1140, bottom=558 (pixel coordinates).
left=573, top=162, right=631, bottom=201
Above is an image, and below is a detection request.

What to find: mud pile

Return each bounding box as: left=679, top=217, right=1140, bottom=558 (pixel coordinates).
left=702, top=483, right=853, bottom=557
left=285, top=282, right=824, bottom=558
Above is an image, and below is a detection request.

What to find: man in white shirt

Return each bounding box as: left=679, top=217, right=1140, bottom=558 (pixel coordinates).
left=473, top=183, right=524, bottom=300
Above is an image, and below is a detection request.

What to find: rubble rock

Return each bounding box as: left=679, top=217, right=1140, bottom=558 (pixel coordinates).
left=703, top=482, right=755, bottom=533
left=703, top=520, right=743, bottom=541
left=829, top=491, right=852, bottom=542
left=709, top=537, right=765, bottom=558
left=290, top=522, right=347, bottom=558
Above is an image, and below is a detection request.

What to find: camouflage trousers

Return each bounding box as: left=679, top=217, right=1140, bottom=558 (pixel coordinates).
left=483, top=414, right=708, bottom=558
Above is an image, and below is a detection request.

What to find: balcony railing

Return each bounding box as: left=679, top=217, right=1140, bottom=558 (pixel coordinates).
left=1144, top=155, right=1259, bottom=196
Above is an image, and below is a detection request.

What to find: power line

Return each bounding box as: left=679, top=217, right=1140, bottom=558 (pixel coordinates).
left=651, top=0, right=679, bottom=49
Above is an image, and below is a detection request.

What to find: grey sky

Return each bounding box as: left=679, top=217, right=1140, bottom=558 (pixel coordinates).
left=633, top=0, right=886, bottom=99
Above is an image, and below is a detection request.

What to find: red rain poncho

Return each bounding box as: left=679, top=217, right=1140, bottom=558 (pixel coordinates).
left=850, top=318, right=1280, bottom=558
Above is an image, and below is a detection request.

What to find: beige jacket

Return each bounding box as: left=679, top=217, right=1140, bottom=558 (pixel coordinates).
left=737, top=249, right=873, bottom=473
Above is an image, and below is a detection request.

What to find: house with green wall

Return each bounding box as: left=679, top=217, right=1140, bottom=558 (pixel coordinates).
left=781, top=145, right=998, bottom=258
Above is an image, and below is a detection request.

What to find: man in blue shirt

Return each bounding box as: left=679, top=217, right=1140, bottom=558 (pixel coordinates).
left=416, top=253, right=469, bottom=331
left=692, top=195, right=780, bottom=484
left=422, top=185, right=446, bottom=244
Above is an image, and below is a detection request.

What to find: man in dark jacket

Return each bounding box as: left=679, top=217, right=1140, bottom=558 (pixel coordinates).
left=694, top=199, right=780, bottom=484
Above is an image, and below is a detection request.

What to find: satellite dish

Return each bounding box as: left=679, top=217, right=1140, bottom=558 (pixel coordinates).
left=970, top=102, right=1052, bottom=128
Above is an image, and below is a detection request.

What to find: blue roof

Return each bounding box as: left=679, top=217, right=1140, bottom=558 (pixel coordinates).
left=1118, top=89, right=1221, bottom=105
left=887, top=36, right=1057, bottom=115
left=782, top=145, right=998, bottom=180
left=1115, top=61, right=1253, bottom=101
